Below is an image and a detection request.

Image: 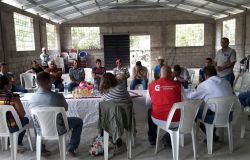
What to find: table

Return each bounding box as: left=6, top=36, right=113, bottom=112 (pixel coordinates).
left=20, top=90, right=148, bottom=128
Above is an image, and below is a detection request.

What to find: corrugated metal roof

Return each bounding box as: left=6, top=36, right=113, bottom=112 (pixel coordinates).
left=2, top=0, right=250, bottom=23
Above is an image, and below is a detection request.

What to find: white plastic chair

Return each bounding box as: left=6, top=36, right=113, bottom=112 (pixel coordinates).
left=30, top=107, right=69, bottom=160
left=55, top=57, right=65, bottom=73
left=187, top=69, right=195, bottom=84
left=0, top=105, right=33, bottom=160
left=20, top=73, right=37, bottom=92
left=84, top=68, right=94, bottom=83
left=197, top=96, right=237, bottom=155
left=155, top=100, right=203, bottom=160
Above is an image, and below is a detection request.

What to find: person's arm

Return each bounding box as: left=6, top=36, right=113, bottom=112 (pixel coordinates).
left=132, top=67, right=136, bottom=79
left=218, top=50, right=237, bottom=72
left=187, top=83, right=206, bottom=100
left=125, top=68, right=130, bottom=79
left=13, top=95, right=25, bottom=118
left=58, top=94, right=68, bottom=111
left=25, top=69, right=34, bottom=73
left=54, top=70, right=62, bottom=79
left=146, top=90, right=152, bottom=108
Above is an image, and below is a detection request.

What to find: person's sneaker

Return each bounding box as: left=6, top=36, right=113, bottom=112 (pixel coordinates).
left=41, top=148, right=51, bottom=157
left=68, top=149, right=77, bottom=157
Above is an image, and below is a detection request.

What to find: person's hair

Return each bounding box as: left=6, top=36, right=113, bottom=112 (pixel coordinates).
left=36, top=72, right=51, bottom=88
left=136, top=61, right=142, bottom=67
left=205, top=58, right=212, bottom=62
left=221, top=37, right=229, bottom=43
left=0, top=75, right=10, bottom=90
left=0, top=62, right=7, bottom=67
left=204, top=66, right=217, bottom=77
left=173, top=65, right=181, bottom=73
left=31, top=60, right=38, bottom=64
left=99, top=73, right=118, bottom=94
left=96, top=59, right=101, bottom=63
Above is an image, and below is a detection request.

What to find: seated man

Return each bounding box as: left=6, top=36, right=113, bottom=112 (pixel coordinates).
left=172, top=65, right=190, bottom=89
left=29, top=72, right=83, bottom=157
left=199, top=58, right=213, bottom=83
left=92, top=59, right=106, bottom=88
left=44, top=60, right=63, bottom=91
left=130, top=61, right=148, bottom=90
left=0, top=63, right=27, bottom=93
left=113, top=59, right=130, bottom=87
left=26, top=60, right=44, bottom=74
left=68, top=60, right=85, bottom=92
left=154, top=56, right=164, bottom=80
left=147, top=66, right=182, bottom=145
left=187, top=66, right=233, bottom=141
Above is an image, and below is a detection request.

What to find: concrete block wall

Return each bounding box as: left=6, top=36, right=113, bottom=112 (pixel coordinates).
left=61, top=9, right=215, bottom=69
left=0, top=2, right=61, bottom=80
left=215, top=11, right=250, bottom=72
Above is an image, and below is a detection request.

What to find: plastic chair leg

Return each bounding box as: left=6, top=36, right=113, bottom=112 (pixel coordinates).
left=36, top=135, right=42, bottom=160
left=26, top=128, right=33, bottom=152
left=170, top=131, right=179, bottom=160
left=241, top=112, right=247, bottom=138
left=228, top=124, right=234, bottom=153
left=10, top=133, right=18, bottom=160
left=104, top=130, right=109, bottom=160
left=1, top=137, right=8, bottom=151
left=59, top=135, right=66, bottom=160
left=126, top=131, right=132, bottom=159
left=205, top=124, right=214, bottom=155
left=155, top=127, right=160, bottom=154
left=180, top=134, right=184, bottom=147
left=191, top=129, right=197, bottom=160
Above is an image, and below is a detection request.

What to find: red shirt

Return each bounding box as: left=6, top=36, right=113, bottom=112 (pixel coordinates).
left=149, top=77, right=181, bottom=121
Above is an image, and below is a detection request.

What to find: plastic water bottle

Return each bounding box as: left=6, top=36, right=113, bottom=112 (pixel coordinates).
left=51, top=84, right=55, bottom=92
left=64, top=82, right=68, bottom=96
left=93, top=80, right=99, bottom=96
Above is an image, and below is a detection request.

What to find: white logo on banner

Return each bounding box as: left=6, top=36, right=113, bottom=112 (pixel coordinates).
left=155, top=85, right=160, bottom=91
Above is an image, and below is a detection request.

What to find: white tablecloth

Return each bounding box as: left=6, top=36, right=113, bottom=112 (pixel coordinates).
left=21, top=90, right=148, bottom=128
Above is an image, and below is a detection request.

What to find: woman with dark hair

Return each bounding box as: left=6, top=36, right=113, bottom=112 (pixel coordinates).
left=0, top=76, right=29, bottom=152
left=100, top=73, right=131, bottom=102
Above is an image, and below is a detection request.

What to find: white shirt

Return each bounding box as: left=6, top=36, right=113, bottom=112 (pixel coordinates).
left=215, top=47, right=236, bottom=77
left=187, top=76, right=233, bottom=111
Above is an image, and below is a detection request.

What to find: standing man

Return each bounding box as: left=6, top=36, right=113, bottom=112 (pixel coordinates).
left=68, top=60, right=85, bottom=92
left=214, top=37, right=236, bottom=87
left=130, top=61, right=148, bottom=90
left=40, top=47, right=50, bottom=69
left=146, top=66, right=182, bottom=145
left=113, top=59, right=130, bottom=87
left=29, top=72, right=83, bottom=157
left=154, top=56, right=164, bottom=80
left=199, top=58, right=213, bottom=83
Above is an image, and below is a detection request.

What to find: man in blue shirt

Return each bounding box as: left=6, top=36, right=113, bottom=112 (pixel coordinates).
left=153, top=56, right=164, bottom=80
left=68, top=60, right=85, bottom=91
left=199, top=58, right=213, bottom=83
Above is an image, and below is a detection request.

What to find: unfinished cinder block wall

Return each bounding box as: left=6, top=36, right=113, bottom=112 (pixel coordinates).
left=215, top=11, right=250, bottom=72
left=0, top=2, right=61, bottom=79
left=61, top=9, right=215, bottom=69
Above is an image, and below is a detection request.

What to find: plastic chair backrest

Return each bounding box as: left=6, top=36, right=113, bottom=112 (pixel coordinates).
left=84, top=68, right=93, bottom=83
left=20, top=73, right=36, bottom=89
left=206, top=96, right=236, bottom=126
left=30, top=107, right=69, bottom=139
left=187, top=69, right=195, bottom=84
left=240, top=72, right=250, bottom=91
left=166, top=100, right=203, bottom=134
left=0, top=105, right=22, bottom=136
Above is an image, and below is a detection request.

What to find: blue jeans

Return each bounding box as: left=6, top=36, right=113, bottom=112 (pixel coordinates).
left=221, top=72, right=235, bottom=87
left=68, top=82, right=79, bottom=92
left=239, top=91, right=250, bottom=107
left=11, top=85, right=28, bottom=93
left=9, top=117, right=29, bottom=145
left=67, top=117, right=83, bottom=151
left=130, top=79, right=148, bottom=90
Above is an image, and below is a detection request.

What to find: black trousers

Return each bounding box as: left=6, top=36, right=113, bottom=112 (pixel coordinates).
left=147, top=108, right=157, bottom=141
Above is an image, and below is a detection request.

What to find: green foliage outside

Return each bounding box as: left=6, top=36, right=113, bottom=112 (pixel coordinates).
left=223, top=19, right=235, bottom=45
left=176, top=24, right=204, bottom=47
left=46, top=23, right=57, bottom=50
left=71, top=27, right=100, bottom=49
